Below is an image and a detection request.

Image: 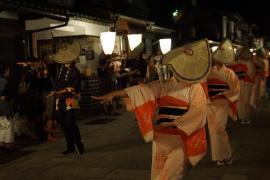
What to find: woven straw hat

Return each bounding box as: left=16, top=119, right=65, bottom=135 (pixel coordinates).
left=238, top=47, right=252, bottom=61
left=213, top=39, right=235, bottom=65
left=50, top=42, right=81, bottom=64
left=161, top=39, right=211, bottom=83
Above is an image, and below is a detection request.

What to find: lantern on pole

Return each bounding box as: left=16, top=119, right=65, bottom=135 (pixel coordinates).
left=127, top=34, right=142, bottom=51
left=100, top=32, right=116, bottom=55
left=159, top=38, right=171, bottom=54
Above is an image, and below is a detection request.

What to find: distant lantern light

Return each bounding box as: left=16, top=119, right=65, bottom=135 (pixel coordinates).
left=250, top=48, right=254, bottom=52
left=100, top=32, right=116, bottom=55
left=253, top=52, right=256, bottom=56
left=234, top=48, right=237, bottom=53
left=172, top=9, right=182, bottom=22
left=172, top=9, right=182, bottom=17
left=173, top=10, right=179, bottom=17
left=211, top=46, right=218, bottom=52
left=128, top=34, right=142, bottom=51
left=159, top=38, right=172, bottom=54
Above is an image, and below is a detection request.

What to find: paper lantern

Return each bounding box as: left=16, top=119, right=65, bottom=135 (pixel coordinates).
left=100, top=32, right=116, bottom=55
left=128, top=34, right=142, bottom=51
left=159, top=38, right=171, bottom=54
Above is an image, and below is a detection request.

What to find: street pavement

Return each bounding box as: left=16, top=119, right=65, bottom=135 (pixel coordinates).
left=0, top=100, right=270, bottom=180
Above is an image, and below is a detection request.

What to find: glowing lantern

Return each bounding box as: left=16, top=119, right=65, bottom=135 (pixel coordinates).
left=127, top=34, right=142, bottom=51
left=159, top=38, right=171, bottom=54
left=100, top=32, right=116, bottom=55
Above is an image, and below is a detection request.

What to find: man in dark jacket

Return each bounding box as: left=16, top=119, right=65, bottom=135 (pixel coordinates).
left=48, top=42, right=84, bottom=155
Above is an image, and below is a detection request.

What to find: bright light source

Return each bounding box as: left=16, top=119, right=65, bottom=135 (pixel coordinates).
left=234, top=48, right=237, bottom=53
left=159, top=38, right=171, bottom=54
left=250, top=48, right=254, bottom=52
left=253, top=53, right=256, bottom=56
left=100, top=32, right=116, bottom=55
left=173, top=10, right=179, bottom=17
left=211, top=46, right=218, bottom=52
left=127, top=34, right=142, bottom=51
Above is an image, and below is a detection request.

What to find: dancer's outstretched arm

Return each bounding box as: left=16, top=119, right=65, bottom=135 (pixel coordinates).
left=91, top=90, right=128, bottom=104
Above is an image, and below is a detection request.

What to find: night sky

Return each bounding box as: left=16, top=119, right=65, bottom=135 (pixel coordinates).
left=198, top=0, right=270, bottom=36
left=76, top=0, right=270, bottom=36
left=147, top=0, right=270, bottom=36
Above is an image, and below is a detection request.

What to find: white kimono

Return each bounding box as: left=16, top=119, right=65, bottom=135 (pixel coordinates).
left=259, top=58, right=269, bottom=98
left=250, top=59, right=264, bottom=108
left=229, top=61, right=255, bottom=121
left=124, top=78, right=207, bottom=180
left=0, top=116, right=14, bottom=144
left=207, top=65, right=240, bottom=162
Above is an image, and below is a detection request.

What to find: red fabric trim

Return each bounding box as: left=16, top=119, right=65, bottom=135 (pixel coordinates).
left=229, top=101, right=238, bottom=116
left=207, top=78, right=226, bottom=85
left=257, top=72, right=266, bottom=77
left=134, top=100, right=155, bottom=137
left=263, top=71, right=269, bottom=78
left=201, top=82, right=209, bottom=99
left=155, top=127, right=207, bottom=156
left=243, top=76, right=255, bottom=83
left=228, top=63, right=248, bottom=73
left=183, top=127, right=207, bottom=156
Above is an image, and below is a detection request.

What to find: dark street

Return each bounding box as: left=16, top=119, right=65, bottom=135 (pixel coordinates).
left=0, top=100, right=270, bottom=179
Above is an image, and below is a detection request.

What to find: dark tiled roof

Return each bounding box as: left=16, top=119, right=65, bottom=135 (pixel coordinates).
left=0, top=0, right=112, bottom=23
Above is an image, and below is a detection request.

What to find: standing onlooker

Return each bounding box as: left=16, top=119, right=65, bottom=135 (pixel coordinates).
left=145, top=55, right=159, bottom=83
left=0, top=64, right=16, bottom=151
left=38, top=53, right=59, bottom=141
left=117, top=62, right=130, bottom=90
left=17, top=57, right=45, bottom=140
left=127, top=53, right=147, bottom=85
left=97, top=53, right=119, bottom=115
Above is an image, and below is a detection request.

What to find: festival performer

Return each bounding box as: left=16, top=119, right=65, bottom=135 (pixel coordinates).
left=48, top=42, right=84, bottom=155
left=229, top=48, right=255, bottom=124
left=250, top=51, right=264, bottom=109
left=256, top=48, right=269, bottom=99
left=207, top=39, right=240, bottom=166
left=92, top=39, right=211, bottom=179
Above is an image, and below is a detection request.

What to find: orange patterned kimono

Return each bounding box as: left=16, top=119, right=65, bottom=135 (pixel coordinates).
left=259, top=58, right=269, bottom=98
left=207, top=65, right=240, bottom=162
left=228, top=61, right=255, bottom=121
left=250, top=59, right=264, bottom=108
left=124, top=78, right=207, bottom=180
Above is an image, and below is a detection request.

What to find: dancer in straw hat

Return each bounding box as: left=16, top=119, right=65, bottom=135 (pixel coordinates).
left=256, top=48, right=269, bottom=99
left=250, top=50, right=265, bottom=109
left=206, top=39, right=240, bottom=166
left=92, top=39, right=211, bottom=179
left=47, top=42, right=84, bottom=155
left=229, top=47, right=256, bottom=124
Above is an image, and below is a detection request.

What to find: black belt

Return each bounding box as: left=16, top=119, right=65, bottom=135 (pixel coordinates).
left=208, top=84, right=229, bottom=90
left=208, top=90, right=225, bottom=97
left=159, top=107, right=187, bottom=116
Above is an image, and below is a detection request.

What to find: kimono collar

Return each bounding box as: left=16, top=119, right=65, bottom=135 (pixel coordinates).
left=213, top=64, right=225, bottom=71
